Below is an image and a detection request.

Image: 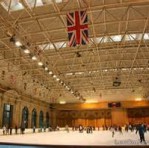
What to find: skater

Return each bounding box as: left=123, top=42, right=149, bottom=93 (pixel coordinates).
left=136, top=124, right=146, bottom=144
left=111, top=126, right=115, bottom=137
left=2, top=125, right=6, bottom=135
left=33, top=125, right=36, bottom=133
left=65, top=124, right=69, bottom=133
left=118, top=126, right=122, bottom=134
left=79, top=125, right=84, bottom=133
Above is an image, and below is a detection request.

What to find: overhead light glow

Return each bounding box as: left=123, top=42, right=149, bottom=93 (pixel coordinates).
left=66, top=86, right=70, bottom=90
left=24, top=49, right=30, bottom=54
left=60, top=81, right=64, bottom=85
left=49, top=71, right=53, bottom=75
left=56, top=78, right=60, bottom=81
left=15, top=41, right=22, bottom=47
left=71, top=91, right=74, bottom=94
left=85, top=100, right=99, bottom=103
left=135, top=98, right=142, bottom=101
left=32, top=56, right=37, bottom=60
left=45, top=67, right=48, bottom=71
left=59, top=101, right=66, bottom=104
left=38, top=62, right=43, bottom=66
left=53, top=75, right=57, bottom=78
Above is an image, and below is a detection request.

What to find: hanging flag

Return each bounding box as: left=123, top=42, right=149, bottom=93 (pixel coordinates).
left=67, top=10, right=88, bottom=47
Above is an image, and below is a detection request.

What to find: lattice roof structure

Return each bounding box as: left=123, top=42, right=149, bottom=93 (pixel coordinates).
left=0, top=0, right=149, bottom=104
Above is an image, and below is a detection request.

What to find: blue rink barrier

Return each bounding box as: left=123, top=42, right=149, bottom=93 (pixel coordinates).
left=0, top=143, right=148, bottom=148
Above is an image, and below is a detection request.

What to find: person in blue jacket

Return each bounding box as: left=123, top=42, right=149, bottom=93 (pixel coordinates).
left=137, top=123, right=146, bottom=144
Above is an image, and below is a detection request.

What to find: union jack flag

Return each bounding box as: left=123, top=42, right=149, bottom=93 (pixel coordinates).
left=67, top=10, right=88, bottom=47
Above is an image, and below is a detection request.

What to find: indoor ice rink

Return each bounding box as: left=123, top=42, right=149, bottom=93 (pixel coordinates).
left=0, top=0, right=149, bottom=148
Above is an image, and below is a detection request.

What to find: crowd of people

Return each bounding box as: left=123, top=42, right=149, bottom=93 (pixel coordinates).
left=1, top=123, right=149, bottom=144
left=2, top=125, right=18, bottom=135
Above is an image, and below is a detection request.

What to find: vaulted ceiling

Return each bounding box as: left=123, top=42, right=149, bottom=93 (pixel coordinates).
left=0, top=0, right=149, bottom=104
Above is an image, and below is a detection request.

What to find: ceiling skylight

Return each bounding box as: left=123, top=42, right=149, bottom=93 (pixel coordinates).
left=128, top=34, right=137, bottom=41
left=39, top=41, right=66, bottom=51
left=1, top=0, right=24, bottom=11
left=92, top=37, right=102, bottom=43
left=26, top=0, right=44, bottom=8
left=144, top=33, right=149, bottom=40
left=0, top=0, right=68, bottom=11
left=65, top=67, right=148, bottom=77
left=55, top=0, right=63, bottom=3
left=38, top=33, right=149, bottom=52
left=55, top=42, right=66, bottom=49
left=24, top=0, right=67, bottom=8
left=111, top=35, right=122, bottom=42
left=39, top=43, right=55, bottom=51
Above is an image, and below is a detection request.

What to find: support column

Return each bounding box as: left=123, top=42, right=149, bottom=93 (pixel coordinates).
left=18, top=100, right=22, bottom=127
left=28, top=113, right=32, bottom=128
left=0, top=95, right=4, bottom=127
left=13, top=99, right=21, bottom=127
left=50, top=109, right=57, bottom=128
left=36, top=114, right=39, bottom=128
left=43, top=115, right=46, bottom=127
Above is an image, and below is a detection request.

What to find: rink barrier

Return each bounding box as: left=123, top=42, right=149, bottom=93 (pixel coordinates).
left=0, top=142, right=147, bottom=148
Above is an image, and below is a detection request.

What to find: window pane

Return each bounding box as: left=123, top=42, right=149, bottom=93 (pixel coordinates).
left=5, top=104, right=10, bottom=111
left=3, top=104, right=13, bottom=127
left=6, top=112, right=10, bottom=118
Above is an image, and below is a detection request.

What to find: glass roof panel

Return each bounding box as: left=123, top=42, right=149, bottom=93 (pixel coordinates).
left=111, top=35, right=122, bottom=42
left=144, top=33, right=149, bottom=40
left=39, top=43, right=55, bottom=51
left=1, top=0, right=24, bottom=11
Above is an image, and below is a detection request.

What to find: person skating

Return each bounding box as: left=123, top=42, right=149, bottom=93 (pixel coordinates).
left=136, top=123, right=146, bottom=144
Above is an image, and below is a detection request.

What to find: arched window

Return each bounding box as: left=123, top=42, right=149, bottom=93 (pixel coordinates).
left=39, top=111, right=43, bottom=128
left=22, top=107, right=29, bottom=128
left=31, top=109, right=37, bottom=128
left=46, top=112, right=49, bottom=127
left=2, top=104, right=13, bottom=128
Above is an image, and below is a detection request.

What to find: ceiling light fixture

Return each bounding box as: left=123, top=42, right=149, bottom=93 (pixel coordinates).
left=66, top=86, right=70, bottom=90
left=53, top=75, right=57, bottom=78
left=59, top=101, right=66, bottom=104
left=44, top=67, right=48, bottom=71
left=71, top=90, right=74, bottom=94
left=135, top=98, right=142, bottom=101
left=20, top=45, right=30, bottom=54
left=38, top=62, right=43, bottom=66
left=56, top=78, right=60, bottom=81
left=63, top=83, right=66, bottom=87
left=24, top=49, right=30, bottom=54
left=113, top=77, right=121, bottom=87
left=49, top=71, right=53, bottom=75
left=32, top=56, right=37, bottom=60
left=15, top=41, right=22, bottom=47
